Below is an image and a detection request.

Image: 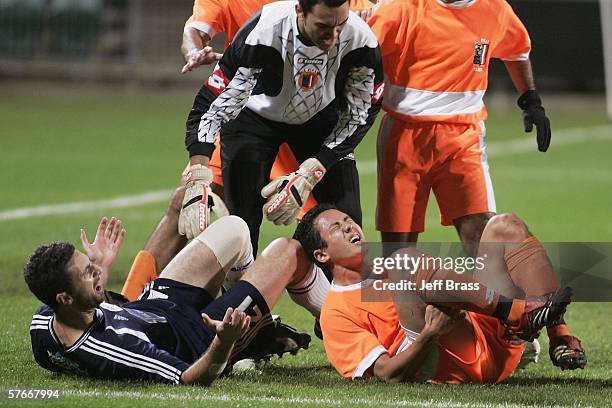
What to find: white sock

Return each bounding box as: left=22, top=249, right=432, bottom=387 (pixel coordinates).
left=287, top=264, right=330, bottom=318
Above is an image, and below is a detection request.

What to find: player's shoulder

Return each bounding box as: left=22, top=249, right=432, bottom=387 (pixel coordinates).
left=258, top=0, right=295, bottom=25
left=343, top=11, right=378, bottom=48
left=240, top=0, right=294, bottom=44
left=31, top=304, right=54, bottom=322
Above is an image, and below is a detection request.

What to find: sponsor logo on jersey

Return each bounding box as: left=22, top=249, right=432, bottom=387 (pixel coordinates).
left=297, top=57, right=324, bottom=65
left=473, top=38, right=490, bottom=72
left=114, top=315, right=129, bottom=321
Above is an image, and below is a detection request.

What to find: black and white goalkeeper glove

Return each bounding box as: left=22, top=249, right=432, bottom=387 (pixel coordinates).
left=261, top=158, right=326, bottom=225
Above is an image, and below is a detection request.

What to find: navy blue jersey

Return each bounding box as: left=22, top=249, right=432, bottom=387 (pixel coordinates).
left=30, top=303, right=191, bottom=384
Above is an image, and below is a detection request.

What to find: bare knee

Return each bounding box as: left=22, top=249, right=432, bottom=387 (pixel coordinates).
left=485, top=213, right=530, bottom=242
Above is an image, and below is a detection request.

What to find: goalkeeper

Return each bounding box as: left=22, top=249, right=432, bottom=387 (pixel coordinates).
left=180, top=0, right=384, bottom=254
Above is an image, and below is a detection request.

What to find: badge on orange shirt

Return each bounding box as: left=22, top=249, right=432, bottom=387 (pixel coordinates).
left=473, top=38, right=491, bottom=72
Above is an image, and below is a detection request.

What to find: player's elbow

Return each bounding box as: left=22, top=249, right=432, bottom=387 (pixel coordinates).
left=372, top=355, right=404, bottom=384
left=180, top=371, right=214, bottom=387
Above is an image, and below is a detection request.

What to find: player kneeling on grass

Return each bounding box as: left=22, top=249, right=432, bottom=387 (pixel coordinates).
left=293, top=205, right=586, bottom=383
left=24, top=200, right=328, bottom=385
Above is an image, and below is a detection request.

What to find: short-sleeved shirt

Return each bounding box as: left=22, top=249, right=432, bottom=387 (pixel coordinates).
left=368, top=0, right=531, bottom=124
left=320, top=280, right=407, bottom=379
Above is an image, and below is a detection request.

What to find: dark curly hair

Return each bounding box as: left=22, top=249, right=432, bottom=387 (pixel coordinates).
left=23, top=242, right=75, bottom=309
left=298, top=0, right=348, bottom=15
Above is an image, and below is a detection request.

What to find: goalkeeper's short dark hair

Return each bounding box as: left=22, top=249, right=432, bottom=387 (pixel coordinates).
left=293, top=203, right=337, bottom=265
left=298, top=0, right=348, bottom=14
left=23, top=242, right=75, bottom=309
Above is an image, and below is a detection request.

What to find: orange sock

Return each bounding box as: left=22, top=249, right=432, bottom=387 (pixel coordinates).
left=121, top=250, right=158, bottom=301
left=504, top=237, right=558, bottom=296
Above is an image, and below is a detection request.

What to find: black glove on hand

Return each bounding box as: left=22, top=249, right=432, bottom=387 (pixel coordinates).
left=517, top=90, right=551, bottom=152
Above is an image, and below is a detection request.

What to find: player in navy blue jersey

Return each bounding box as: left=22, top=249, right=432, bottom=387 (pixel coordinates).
left=180, top=0, right=384, bottom=255
left=25, top=190, right=328, bottom=385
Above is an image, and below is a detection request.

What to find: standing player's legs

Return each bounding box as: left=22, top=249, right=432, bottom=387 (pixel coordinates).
left=221, top=109, right=282, bottom=255
left=286, top=121, right=363, bottom=227
left=376, top=116, right=434, bottom=250
left=475, top=213, right=587, bottom=369
left=432, top=121, right=496, bottom=257
left=311, top=158, right=362, bottom=226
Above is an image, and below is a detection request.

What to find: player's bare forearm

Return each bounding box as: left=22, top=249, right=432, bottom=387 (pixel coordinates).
left=504, top=59, right=536, bottom=95
left=143, top=186, right=188, bottom=272
left=181, top=27, right=210, bottom=62
left=372, top=331, right=438, bottom=383
left=189, top=154, right=211, bottom=166
left=180, top=336, right=233, bottom=385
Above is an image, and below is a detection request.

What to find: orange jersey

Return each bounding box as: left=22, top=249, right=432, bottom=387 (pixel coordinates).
left=320, top=281, right=407, bottom=379
left=321, top=280, right=522, bottom=383
left=369, top=0, right=531, bottom=124
left=186, top=0, right=376, bottom=48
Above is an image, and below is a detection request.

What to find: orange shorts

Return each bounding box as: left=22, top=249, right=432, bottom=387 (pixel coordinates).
left=433, top=313, right=523, bottom=384
left=376, top=115, right=496, bottom=232
left=207, top=142, right=317, bottom=217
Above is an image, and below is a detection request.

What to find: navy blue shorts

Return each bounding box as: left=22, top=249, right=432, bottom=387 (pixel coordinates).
left=129, top=278, right=274, bottom=364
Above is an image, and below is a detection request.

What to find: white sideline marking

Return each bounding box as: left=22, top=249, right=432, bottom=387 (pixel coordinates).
left=0, top=125, right=610, bottom=223
left=0, top=190, right=172, bottom=222
left=356, top=124, right=612, bottom=175
left=66, top=389, right=582, bottom=408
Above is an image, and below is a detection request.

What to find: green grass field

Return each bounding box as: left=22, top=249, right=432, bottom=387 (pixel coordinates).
left=0, top=91, right=611, bottom=407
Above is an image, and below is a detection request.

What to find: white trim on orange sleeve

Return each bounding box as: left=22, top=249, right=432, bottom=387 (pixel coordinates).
left=184, top=21, right=217, bottom=38
left=501, top=52, right=531, bottom=62
left=383, top=83, right=486, bottom=117
left=353, top=345, right=387, bottom=379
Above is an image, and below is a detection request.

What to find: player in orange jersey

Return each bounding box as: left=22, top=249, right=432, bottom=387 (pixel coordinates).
left=293, top=205, right=586, bottom=383
left=368, top=0, right=550, bottom=255
left=366, top=0, right=586, bottom=371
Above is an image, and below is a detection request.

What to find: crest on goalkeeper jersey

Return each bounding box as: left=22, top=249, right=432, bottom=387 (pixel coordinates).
left=473, top=38, right=490, bottom=70
left=298, top=70, right=320, bottom=91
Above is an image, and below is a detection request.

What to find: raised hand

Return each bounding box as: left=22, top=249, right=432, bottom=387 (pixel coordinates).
left=202, top=307, right=251, bottom=345
left=181, top=47, right=223, bottom=74
left=80, top=216, right=126, bottom=272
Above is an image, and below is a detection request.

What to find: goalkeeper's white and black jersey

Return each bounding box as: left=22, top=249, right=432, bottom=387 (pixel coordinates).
left=29, top=302, right=203, bottom=384
left=186, top=0, right=383, bottom=169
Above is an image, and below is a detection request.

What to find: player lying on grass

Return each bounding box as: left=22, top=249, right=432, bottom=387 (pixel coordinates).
left=293, top=205, right=586, bottom=383
left=24, top=197, right=327, bottom=385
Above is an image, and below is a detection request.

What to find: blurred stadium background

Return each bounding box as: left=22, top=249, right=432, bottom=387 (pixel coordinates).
left=1, top=1, right=611, bottom=406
